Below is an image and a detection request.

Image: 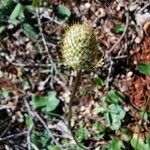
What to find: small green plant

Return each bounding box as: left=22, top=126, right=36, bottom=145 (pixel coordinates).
left=104, top=104, right=126, bottom=130
left=31, top=131, right=52, bottom=149
left=138, top=63, right=150, bottom=75
left=0, top=0, right=38, bottom=39
left=31, top=91, right=60, bottom=114
left=22, top=80, right=30, bottom=90
left=103, top=138, right=125, bottom=150
left=25, top=114, right=33, bottom=129
left=92, top=122, right=105, bottom=139
left=113, top=24, right=124, bottom=33
left=56, top=4, right=71, bottom=21
left=106, top=90, right=125, bottom=104
left=93, top=76, right=105, bottom=86
left=95, top=91, right=126, bottom=130
left=75, top=126, right=90, bottom=142
left=130, top=135, right=150, bottom=150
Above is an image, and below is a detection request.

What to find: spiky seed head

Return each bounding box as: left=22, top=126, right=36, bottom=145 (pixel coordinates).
left=62, top=23, right=100, bottom=70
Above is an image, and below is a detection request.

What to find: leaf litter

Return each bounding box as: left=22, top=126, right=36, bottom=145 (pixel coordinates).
left=0, top=0, right=150, bottom=149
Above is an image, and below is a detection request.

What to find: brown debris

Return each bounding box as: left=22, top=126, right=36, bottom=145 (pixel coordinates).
left=0, top=77, right=21, bottom=95
left=123, top=37, right=150, bottom=110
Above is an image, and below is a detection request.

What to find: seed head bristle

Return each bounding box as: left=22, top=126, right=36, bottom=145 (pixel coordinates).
left=62, top=23, right=101, bottom=70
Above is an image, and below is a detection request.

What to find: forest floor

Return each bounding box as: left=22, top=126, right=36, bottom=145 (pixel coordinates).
left=0, top=0, right=150, bottom=150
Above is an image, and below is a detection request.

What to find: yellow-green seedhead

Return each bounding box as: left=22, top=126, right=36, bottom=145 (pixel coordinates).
left=62, top=23, right=101, bottom=70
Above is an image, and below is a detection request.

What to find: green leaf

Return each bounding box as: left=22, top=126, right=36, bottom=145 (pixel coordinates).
left=130, top=135, right=150, bottom=150
left=92, top=123, right=105, bottom=139
left=0, top=0, right=13, bottom=8
left=31, top=91, right=60, bottom=113
left=0, top=26, right=5, bottom=33
left=56, top=5, right=71, bottom=21
left=113, top=24, right=124, bottom=33
left=22, top=80, right=30, bottom=90
left=93, top=77, right=105, bottom=86
left=110, top=120, right=121, bottom=131
left=109, top=139, right=124, bottom=150
left=92, top=123, right=105, bottom=133
left=146, top=136, right=150, bottom=146
left=9, top=3, right=23, bottom=21
left=31, top=131, right=52, bottom=149
left=18, top=10, right=25, bottom=20
left=109, top=104, right=126, bottom=119
left=103, top=139, right=124, bottom=150
left=24, top=114, right=33, bottom=129
left=32, top=0, right=41, bottom=7
left=138, top=63, right=150, bottom=75
left=75, top=127, right=90, bottom=142
left=25, top=5, right=36, bottom=16
left=104, top=104, right=126, bottom=130
left=21, top=23, right=38, bottom=40
left=106, top=90, right=125, bottom=104
left=139, top=109, right=148, bottom=121
left=0, top=0, right=16, bottom=24
left=49, top=146, right=61, bottom=150
left=1, top=89, right=10, bottom=98
left=120, top=129, right=132, bottom=141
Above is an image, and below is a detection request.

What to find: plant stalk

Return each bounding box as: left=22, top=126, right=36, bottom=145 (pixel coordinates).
left=67, top=70, right=89, bottom=149
left=68, top=69, right=82, bottom=128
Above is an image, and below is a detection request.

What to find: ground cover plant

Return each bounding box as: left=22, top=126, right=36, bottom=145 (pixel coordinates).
left=0, top=0, right=150, bottom=150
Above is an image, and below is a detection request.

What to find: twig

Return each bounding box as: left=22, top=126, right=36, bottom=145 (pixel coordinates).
left=11, top=62, right=52, bottom=67
left=24, top=100, right=63, bottom=149
left=42, top=15, right=63, bottom=26
left=36, top=8, right=56, bottom=89
left=0, top=131, right=28, bottom=142
left=24, top=100, right=34, bottom=150
left=38, top=74, right=51, bottom=91
left=138, top=3, right=150, bottom=14
left=105, top=57, right=113, bottom=89
left=34, top=112, right=63, bottom=149
left=0, top=52, right=52, bottom=67
left=0, top=105, right=14, bottom=110
left=36, top=9, right=53, bottom=64
left=0, top=121, right=12, bottom=138
left=38, top=7, right=63, bottom=26
left=112, top=55, right=127, bottom=60
left=108, top=11, right=129, bottom=55
left=105, top=8, right=129, bottom=89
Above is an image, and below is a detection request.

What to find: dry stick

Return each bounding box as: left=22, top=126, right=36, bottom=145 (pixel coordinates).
left=24, top=100, right=34, bottom=150
left=0, top=52, right=52, bottom=67
left=68, top=70, right=89, bottom=150
left=108, top=11, right=129, bottom=55
left=0, top=121, right=12, bottom=138
left=36, top=8, right=55, bottom=89
left=24, top=100, right=63, bottom=150
left=106, top=10, right=129, bottom=89
left=138, top=3, right=150, bottom=13
left=0, top=131, right=28, bottom=142
left=33, top=112, right=63, bottom=149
